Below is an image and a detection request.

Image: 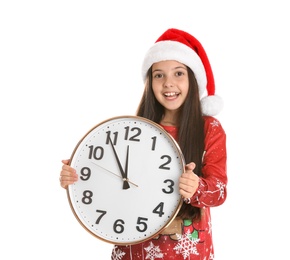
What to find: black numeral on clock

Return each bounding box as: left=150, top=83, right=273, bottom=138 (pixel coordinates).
left=88, top=145, right=104, bottom=160
left=82, top=190, right=93, bottom=204
left=151, top=136, right=157, bottom=150
left=136, top=217, right=148, bottom=232
left=162, top=179, right=174, bottom=194
left=124, top=126, right=141, bottom=141
left=113, top=219, right=125, bottom=234
left=152, top=202, right=165, bottom=217
left=159, top=155, right=171, bottom=170
left=106, top=131, right=118, bottom=145
left=80, top=167, right=91, bottom=180
left=95, top=210, right=107, bottom=224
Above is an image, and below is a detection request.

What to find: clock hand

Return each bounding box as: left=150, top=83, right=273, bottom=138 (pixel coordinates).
left=108, top=137, right=130, bottom=189
left=90, top=161, right=138, bottom=187
left=123, top=145, right=129, bottom=189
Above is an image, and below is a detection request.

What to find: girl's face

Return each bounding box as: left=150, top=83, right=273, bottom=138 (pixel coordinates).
left=152, top=60, right=189, bottom=114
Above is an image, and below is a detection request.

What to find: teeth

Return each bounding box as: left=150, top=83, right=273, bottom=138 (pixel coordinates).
left=164, top=92, right=178, bottom=97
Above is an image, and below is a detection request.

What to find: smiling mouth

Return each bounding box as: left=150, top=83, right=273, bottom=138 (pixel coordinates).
left=164, top=92, right=180, bottom=98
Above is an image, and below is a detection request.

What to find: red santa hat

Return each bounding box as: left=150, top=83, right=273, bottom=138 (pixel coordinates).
left=141, top=28, right=223, bottom=116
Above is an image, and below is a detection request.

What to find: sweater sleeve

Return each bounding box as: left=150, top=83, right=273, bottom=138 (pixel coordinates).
left=190, top=116, right=227, bottom=208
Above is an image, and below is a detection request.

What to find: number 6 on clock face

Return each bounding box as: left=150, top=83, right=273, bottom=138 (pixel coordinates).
left=67, top=115, right=185, bottom=245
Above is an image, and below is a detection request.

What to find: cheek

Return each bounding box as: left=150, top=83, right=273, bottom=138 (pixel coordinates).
left=182, top=84, right=190, bottom=97
left=152, top=84, right=161, bottom=96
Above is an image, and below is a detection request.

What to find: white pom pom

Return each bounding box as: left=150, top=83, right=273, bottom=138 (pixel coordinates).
left=201, top=95, right=223, bottom=116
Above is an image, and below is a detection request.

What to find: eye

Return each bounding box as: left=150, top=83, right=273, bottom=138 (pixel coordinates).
left=175, top=71, right=185, bottom=77
left=153, top=73, right=163, bottom=79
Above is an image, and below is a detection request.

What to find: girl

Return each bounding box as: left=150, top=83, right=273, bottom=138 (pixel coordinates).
left=60, top=28, right=227, bottom=259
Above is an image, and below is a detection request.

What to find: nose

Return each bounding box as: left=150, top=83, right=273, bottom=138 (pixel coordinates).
left=164, top=77, right=175, bottom=88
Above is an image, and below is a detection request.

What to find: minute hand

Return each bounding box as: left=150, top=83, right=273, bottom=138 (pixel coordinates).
left=108, top=137, right=130, bottom=189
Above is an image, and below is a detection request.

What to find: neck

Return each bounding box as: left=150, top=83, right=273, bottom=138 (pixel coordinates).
left=160, top=112, right=179, bottom=127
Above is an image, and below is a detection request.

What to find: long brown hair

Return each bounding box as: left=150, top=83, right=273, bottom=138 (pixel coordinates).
left=136, top=66, right=205, bottom=221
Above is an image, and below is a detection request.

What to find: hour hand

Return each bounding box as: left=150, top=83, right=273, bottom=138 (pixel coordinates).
left=108, top=137, right=130, bottom=189
left=123, top=145, right=129, bottom=189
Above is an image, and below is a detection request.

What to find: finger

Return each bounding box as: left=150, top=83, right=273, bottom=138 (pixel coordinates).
left=61, top=159, right=70, bottom=165
left=60, top=179, right=74, bottom=189
left=60, top=168, right=78, bottom=180
left=61, top=163, right=75, bottom=173
left=179, top=174, right=194, bottom=185
left=179, top=187, right=196, bottom=201
left=179, top=172, right=199, bottom=198
left=60, top=161, right=78, bottom=189
left=184, top=162, right=195, bottom=173
left=179, top=188, right=193, bottom=199
left=59, top=173, right=78, bottom=188
left=179, top=181, right=196, bottom=193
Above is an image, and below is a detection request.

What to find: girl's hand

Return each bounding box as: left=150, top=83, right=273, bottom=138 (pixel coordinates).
left=179, top=162, right=199, bottom=200
left=59, top=159, right=78, bottom=189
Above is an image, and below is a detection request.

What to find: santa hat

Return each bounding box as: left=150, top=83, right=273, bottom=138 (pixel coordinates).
left=141, top=28, right=223, bottom=116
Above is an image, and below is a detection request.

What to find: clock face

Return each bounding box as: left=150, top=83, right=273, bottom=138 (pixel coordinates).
left=67, top=116, right=185, bottom=245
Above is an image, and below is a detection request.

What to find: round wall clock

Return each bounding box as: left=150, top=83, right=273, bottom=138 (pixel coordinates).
left=67, top=115, right=185, bottom=245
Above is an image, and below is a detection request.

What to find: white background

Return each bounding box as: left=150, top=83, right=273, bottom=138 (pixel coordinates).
left=1, top=1, right=289, bottom=259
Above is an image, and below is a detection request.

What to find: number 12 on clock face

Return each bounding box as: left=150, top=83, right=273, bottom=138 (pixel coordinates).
left=67, top=116, right=185, bottom=245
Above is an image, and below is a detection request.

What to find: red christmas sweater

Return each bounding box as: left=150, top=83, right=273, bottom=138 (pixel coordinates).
left=111, top=116, right=227, bottom=260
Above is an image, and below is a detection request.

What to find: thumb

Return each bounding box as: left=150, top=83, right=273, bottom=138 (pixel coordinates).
left=185, top=162, right=196, bottom=173
left=61, top=159, right=70, bottom=165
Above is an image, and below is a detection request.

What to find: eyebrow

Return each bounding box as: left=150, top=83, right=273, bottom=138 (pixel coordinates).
left=152, top=66, right=187, bottom=73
